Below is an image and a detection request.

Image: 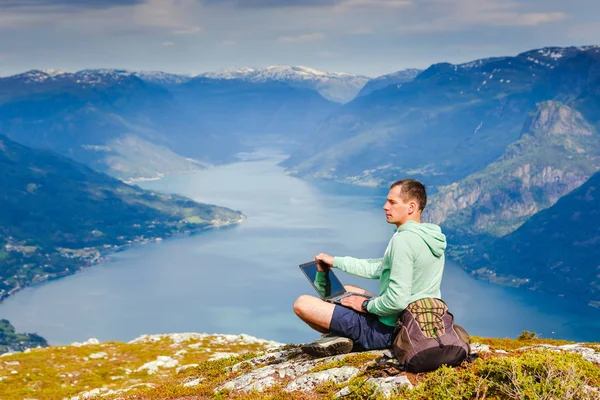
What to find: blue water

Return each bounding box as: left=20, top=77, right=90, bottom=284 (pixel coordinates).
left=1, top=150, right=599, bottom=344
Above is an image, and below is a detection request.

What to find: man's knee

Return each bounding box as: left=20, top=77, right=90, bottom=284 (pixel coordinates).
left=293, top=295, right=315, bottom=318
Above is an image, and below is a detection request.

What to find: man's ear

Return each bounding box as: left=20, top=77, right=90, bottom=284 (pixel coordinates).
left=408, top=201, right=418, bottom=214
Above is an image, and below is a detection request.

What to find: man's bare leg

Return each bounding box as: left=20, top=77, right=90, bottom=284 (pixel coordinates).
left=293, top=295, right=335, bottom=333
left=344, top=285, right=376, bottom=298
left=293, top=294, right=354, bottom=357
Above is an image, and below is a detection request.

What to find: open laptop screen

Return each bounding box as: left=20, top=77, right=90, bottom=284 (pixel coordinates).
left=300, top=261, right=346, bottom=299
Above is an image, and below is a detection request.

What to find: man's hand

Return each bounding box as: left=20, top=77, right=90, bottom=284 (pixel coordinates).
left=315, top=253, right=334, bottom=267
left=340, top=295, right=367, bottom=313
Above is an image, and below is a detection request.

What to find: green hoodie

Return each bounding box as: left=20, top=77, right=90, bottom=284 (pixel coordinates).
left=333, top=220, right=447, bottom=327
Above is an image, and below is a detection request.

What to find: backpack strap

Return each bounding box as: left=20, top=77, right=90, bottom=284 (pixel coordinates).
left=374, top=349, right=404, bottom=376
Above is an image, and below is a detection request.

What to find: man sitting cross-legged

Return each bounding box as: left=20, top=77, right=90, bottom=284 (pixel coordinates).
left=293, top=179, right=447, bottom=357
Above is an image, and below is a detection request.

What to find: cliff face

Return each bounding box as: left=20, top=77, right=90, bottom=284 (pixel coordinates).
left=426, top=101, right=600, bottom=240
left=462, top=168, right=600, bottom=304
left=0, top=332, right=599, bottom=400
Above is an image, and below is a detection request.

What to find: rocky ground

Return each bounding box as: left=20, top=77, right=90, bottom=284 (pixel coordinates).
left=0, top=333, right=599, bottom=399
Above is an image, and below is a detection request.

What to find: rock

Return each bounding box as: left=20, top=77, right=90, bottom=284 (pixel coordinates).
left=89, top=352, right=108, bottom=359
left=136, top=356, right=179, bottom=374
left=209, top=352, right=238, bottom=361
left=70, top=338, right=100, bottom=347
left=229, top=347, right=305, bottom=373
left=470, top=343, right=490, bottom=354
left=208, top=334, right=283, bottom=349
left=285, top=366, right=359, bottom=392
left=335, top=375, right=413, bottom=398
left=183, top=378, right=203, bottom=387
left=219, top=347, right=385, bottom=394
left=128, top=333, right=209, bottom=345
left=517, top=343, right=600, bottom=364
left=219, top=352, right=354, bottom=393
left=70, top=383, right=156, bottom=400
left=176, top=364, right=198, bottom=373
left=367, top=376, right=413, bottom=397
left=127, top=332, right=283, bottom=349
left=174, top=349, right=187, bottom=357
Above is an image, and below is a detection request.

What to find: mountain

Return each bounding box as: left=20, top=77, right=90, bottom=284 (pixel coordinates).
left=198, top=65, right=370, bottom=103
left=426, top=101, right=600, bottom=239
left=0, top=319, right=47, bottom=354
left=459, top=168, right=600, bottom=306
left=1, top=332, right=598, bottom=399
left=0, top=69, right=339, bottom=180
left=0, top=133, right=244, bottom=300
left=169, top=77, right=339, bottom=150
left=283, top=46, right=600, bottom=190
left=0, top=70, right=214, bottom=180
left=356, top=68, right=422, bottom=97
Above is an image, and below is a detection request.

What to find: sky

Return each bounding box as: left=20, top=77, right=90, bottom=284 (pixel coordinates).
left=0, top=0, right=598, bottom=78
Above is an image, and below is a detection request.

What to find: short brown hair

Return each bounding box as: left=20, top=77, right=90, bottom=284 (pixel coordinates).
left=390, top=179, right=427, bottom=211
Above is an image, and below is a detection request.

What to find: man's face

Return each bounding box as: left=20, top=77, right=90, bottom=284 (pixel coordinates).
left=383, top=185, right=417, bottom=227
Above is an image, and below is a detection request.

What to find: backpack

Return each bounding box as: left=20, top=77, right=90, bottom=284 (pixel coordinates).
left=391, top=298, right=471, bottom=373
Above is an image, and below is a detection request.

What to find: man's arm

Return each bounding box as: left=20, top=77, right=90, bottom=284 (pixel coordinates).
left=333, top=256, right=383, bottom=279
left=366, top=234, right=414, bottom=316
left=314, top=253, right=383, bottom=279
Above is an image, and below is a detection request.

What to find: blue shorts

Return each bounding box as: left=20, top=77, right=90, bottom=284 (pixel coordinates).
left=329, top=305, right=395, bottom=350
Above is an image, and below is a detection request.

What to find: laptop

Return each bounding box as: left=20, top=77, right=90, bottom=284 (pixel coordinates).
left=299, top=260, right=372, bottom=304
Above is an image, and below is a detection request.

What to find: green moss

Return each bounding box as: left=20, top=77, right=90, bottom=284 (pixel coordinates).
left=472, top=334, right=573, bottom=351
left=407, top=349, right=600, bottom=400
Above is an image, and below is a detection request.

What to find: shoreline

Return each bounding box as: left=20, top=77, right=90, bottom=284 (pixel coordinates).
left=0, top=215, right=246, bottom=304
left=447, top=254, right=600, bottom=311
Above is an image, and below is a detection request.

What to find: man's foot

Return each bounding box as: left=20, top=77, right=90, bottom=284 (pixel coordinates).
left=301, top=333, right=354, bottom=358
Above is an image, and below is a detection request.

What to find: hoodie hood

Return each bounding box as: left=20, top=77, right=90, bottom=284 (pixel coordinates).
left=397, top=220, right=447, bottom=258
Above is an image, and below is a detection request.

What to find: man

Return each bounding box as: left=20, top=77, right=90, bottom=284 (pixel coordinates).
left=293, top=179, right=447, bottom=357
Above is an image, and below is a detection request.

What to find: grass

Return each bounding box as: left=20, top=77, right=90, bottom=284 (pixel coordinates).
left=0, top=332, right=598, bottom=400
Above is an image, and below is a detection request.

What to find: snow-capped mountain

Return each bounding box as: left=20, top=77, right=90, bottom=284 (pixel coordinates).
left=0, top=69, right=193, bottom=87
left=1, top=66, right=367, bottom=102
left=199, top=65, right=363, bottom=80
left=197, top=65, right=370, bottom=103
left=356, top=68, right=422, bottom=97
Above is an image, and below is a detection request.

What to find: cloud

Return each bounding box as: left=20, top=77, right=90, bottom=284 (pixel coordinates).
left=278, top=32, right=325, bottom=43
left=221, top=40, right=237, bottom=46
left=334, top=0, right=410, bottom=10
left=0, top=0, right=145, bottom=10
left=160, top=41, right=175, bottom=46
left=201, top=0, right=337, bottom=7
left=347, top=27, right=373, bottom=35
left=567, top=20, right=600, bottom=40
left=0, top=0, right=205, bottom=36
left=201, top=0, right=410, bottom=9
left=397, top=0, right=567, bottom=34
left=317, top=50, right=342, bottom=57
left=171, top=25, right=203, bottom=35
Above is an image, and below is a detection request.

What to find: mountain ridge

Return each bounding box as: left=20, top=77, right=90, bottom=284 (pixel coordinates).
left=457, top=166, right=600, bottom=305
left=426, top=100, right=600, bottom=239
left=283, top=45, right=600, bottom=190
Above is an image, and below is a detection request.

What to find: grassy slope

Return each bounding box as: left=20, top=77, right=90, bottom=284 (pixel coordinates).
left=0, top=334, right=598, bottom=400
